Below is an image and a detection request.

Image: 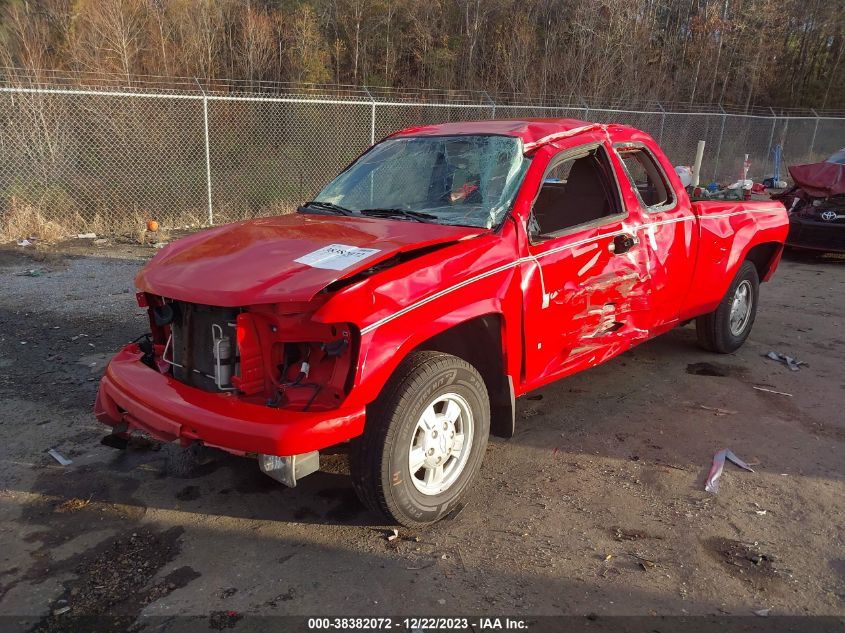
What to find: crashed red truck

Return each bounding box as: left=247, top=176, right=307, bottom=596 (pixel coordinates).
left=95, top=119, right=789, bottom=526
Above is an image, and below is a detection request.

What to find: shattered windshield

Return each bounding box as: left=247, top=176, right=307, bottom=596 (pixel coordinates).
left=307, top=135, right=529, bottom=228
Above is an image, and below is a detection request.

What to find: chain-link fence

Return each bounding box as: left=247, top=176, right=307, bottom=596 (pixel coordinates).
left=1, top=76, right=844, bottom=237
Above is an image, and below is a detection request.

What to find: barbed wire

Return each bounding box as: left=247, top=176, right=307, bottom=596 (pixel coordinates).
left=1, top=67, right=842, bottom=117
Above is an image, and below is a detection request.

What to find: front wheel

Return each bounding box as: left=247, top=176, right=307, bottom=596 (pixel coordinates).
left=696, top=260, right=760, bottom=353
left=349, top=351, right=490, bottom=526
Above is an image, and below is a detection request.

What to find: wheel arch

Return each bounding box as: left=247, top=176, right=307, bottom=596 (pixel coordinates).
left=743, top=241, right=783, bottom=282
left=353, top=309, right=516, bottom=439
left=411, top=314, right=515, bottom=439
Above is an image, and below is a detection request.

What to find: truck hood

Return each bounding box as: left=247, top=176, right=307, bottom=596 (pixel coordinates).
left=788, top=160, right=845, bottom=198
left=135, top=214, right=485, bottom=306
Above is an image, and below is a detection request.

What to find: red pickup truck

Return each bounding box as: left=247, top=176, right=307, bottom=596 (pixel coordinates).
left=96, top=119, right=788, bottom=526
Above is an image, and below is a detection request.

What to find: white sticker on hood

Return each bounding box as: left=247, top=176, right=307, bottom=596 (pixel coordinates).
left=294, top=244, right=381, bottom=271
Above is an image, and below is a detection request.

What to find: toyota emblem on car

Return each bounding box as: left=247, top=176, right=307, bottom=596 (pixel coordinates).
left=820, top=210, right=838, bottom=221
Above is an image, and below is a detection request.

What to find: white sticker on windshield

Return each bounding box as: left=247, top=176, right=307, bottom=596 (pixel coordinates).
left=294, top=244, right=381, bottom=271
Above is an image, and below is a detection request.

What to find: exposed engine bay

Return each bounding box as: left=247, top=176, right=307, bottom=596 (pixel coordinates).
left=136, top=293, right=355, bottom=412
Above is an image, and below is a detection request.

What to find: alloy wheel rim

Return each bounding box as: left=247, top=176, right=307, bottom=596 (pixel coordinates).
left=729, top=280, right=753, bottom=336
left=408, top=393, right=474, bottom=496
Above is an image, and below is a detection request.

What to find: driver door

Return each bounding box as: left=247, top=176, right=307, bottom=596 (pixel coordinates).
left=523, top=141, right=653, bottom=385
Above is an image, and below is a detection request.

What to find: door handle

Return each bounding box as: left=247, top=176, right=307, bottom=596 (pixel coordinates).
left=609, top=233, right=640, bottom=255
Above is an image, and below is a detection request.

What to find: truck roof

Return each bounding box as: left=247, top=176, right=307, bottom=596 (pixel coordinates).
left=391, top=118, right=604, bottom=144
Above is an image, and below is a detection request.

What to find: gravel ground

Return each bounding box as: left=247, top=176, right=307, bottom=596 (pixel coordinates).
left=0, top=239, right=843, bottom=630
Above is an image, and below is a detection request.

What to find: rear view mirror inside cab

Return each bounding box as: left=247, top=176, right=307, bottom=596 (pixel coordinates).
left=528, top=145, right=622, bottom=240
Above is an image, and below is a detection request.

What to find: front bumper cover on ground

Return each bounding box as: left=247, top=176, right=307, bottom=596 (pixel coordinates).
left=94, top=344, right=366, bottom=456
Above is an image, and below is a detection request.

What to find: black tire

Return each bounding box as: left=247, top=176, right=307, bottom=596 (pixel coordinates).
left=163, top=442, right=215, bottom=478
left=696, top=260, right=760, bottom=353
left=349, top=351, right=490, bottom=527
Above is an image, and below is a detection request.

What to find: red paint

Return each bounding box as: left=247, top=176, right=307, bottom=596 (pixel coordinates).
left=96, top=345, right=365, bottom=455
left=135, top=213, right=483, bottom=306
left=231, top=313, right=264, bottom=394
left=97, top=120, right=788, bottom=458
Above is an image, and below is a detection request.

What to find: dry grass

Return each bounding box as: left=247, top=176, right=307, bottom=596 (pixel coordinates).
left=0, top=198, right=67, bottom=243
left=136, top=225, right=171, bottom=245
left=0, top=196, right=291, bottom=244
left=0, top=198, right=190, bottom=244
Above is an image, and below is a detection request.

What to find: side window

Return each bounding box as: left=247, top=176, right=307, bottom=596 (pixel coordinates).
left=529, top=145, right=622, bottom=238
left=616, top=146, right=675, bottom=210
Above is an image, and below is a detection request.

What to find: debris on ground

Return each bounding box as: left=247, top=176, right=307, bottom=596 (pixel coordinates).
left=387, top=529, right=399, bottom=541
left=54, top=497, right=92, bottom=513
left=752, top=386, right=793, bottom=397
left=209, top=610, right=242, bottom=630
left=93, top=238, right=109, bottom=245
left=77, top=232, right=97, bottom=239
left=697, top=404, right=737, bottom=416
left=705, top=448, right=754, bottom=493
left=754, top=608, right=772, bottom=617
left=628, top=552, right=657, bottom=570
left=152, top=241, right=168, bottom=249
left=16, top=268, right=46, bottom=277
left=611, top=527, right=663, bottom=542
left=706, top=537, right=780, bottom=589
left=47, top=448, right=72, bottom=466
left=764, top=351, right=807, bottom=371
left=17, top=238, right=33, bottom=246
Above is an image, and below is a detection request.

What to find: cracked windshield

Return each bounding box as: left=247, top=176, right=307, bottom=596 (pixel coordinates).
left=307, top=135, right=529, bottom=228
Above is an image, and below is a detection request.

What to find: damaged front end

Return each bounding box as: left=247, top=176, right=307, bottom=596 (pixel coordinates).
left=777, top=157, right=845, bottom=253
left=96, top=291, right=360, bottom=487
left=779, top=191, right=845, bottom=253
left=149, top=295, right=355, bottom=410
left=95, top=211, right=485, bottom=485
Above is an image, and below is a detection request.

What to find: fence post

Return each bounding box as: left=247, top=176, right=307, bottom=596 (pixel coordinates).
left=195, top=78, right=213, bottom=226
left=713, top=104, right=727, bottom=182
left=764, top=107, right=777, bottom=180
left=364, top=86, right=376, bottom=146
left=581, top=98, right=590, bottom=121
left=482, top=91, right=496, bottom=119
left=809, top=108, right=820, bottom=161
left=777, top=114, right=789, bottom=175
left=656, top=102, right=666, bottom=145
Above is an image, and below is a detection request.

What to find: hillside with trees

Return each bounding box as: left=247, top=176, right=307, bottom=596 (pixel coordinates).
left=0, top=0, right=843, bottom=110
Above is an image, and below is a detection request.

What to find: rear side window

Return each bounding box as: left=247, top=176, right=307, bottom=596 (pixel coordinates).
left=529, top=145, right=622, bottom=238
left=616, top=146, right=675, bottom=211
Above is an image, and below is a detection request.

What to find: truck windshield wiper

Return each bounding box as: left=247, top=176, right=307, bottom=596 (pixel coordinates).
left=359, top=208, right=439, bottom=223
left=298, top=200, right=355, bottom=216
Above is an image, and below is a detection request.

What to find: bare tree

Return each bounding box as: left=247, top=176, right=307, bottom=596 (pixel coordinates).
left=0, top=0, right=842, bottom=110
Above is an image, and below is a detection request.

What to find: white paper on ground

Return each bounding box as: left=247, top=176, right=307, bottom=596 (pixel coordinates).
left=294, top=244, right=381, bottom=271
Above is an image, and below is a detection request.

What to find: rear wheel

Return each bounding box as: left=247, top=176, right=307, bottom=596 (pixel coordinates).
left=349, top=351, right=490, bottom=526
left=696, top=260, right=760, bottom=353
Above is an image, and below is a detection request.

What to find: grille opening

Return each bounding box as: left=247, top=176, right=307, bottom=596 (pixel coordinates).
left=167, top=301, right=241, bottom=393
